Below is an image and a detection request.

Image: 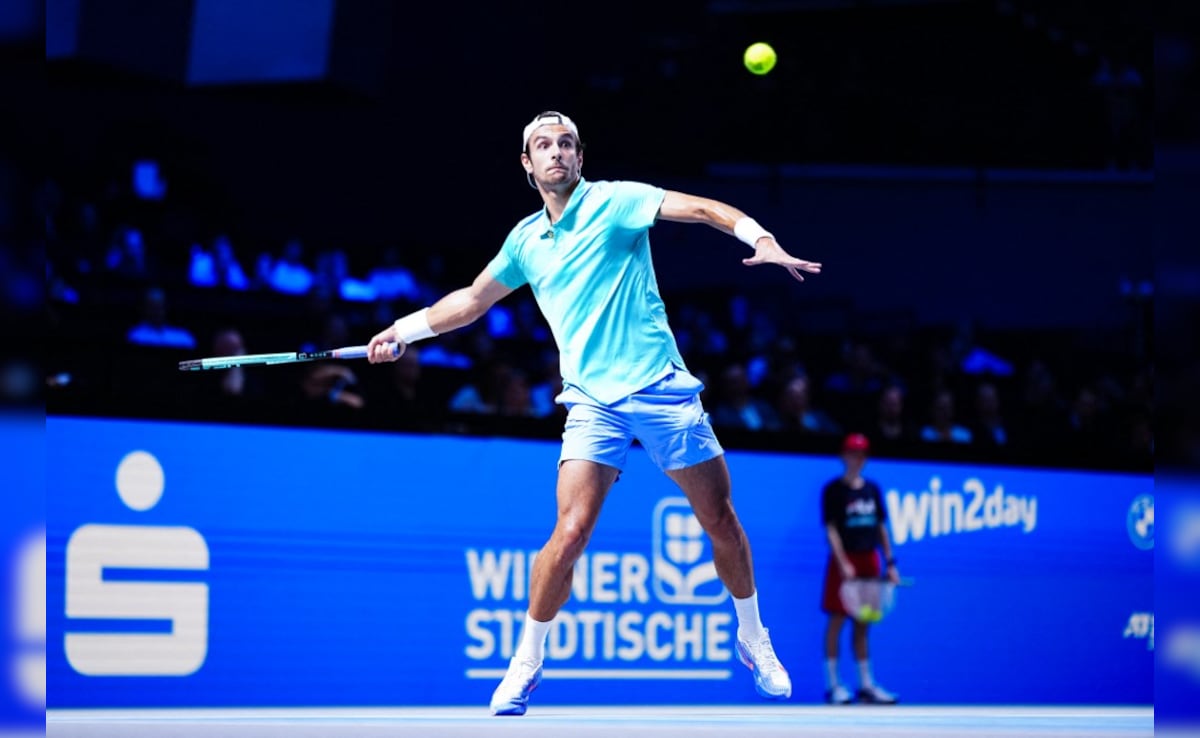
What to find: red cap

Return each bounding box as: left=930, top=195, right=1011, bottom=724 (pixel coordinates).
left=842, top=433, right=870, bottom=453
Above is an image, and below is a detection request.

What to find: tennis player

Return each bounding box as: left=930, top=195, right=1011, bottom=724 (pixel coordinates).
left=367, top=111, right=821, bottom=715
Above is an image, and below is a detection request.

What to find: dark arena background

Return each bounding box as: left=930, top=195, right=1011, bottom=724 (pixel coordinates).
left=3, top=0, right=1197, bottom=735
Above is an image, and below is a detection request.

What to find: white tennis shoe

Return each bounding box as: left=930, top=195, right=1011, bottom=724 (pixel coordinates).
left=489, top=657, right=543, bottom=716
left=736, top=629, right=792, bottom=699
left=826, top=684, right=853, bottom=705
left=857, top=683, right=899, bottom=704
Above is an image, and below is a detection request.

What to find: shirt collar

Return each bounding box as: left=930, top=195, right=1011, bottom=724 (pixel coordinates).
left=538, top=176, right=588, bottom=230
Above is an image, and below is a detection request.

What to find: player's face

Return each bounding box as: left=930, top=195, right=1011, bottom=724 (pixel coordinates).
left=522, top=125, right=582, bottom=189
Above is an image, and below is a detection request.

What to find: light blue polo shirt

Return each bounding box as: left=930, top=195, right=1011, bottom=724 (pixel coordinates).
left=487, top=178, right=687, bottom=405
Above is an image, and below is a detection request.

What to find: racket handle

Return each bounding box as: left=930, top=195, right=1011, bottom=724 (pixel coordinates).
left=850, top=576, right=915, bottom=586
left=333, top=343, right=402, bottom=360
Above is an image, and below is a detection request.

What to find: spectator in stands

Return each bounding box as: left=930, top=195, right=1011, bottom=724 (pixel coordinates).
left=1015, top=360, right=1069, bottom=451
left=513, top=295, right=553, bottom=343
left=300, top=364, right=365, bottom=410
left=211, top=327, right=249, bottom=399
left=189, top=233, right=250, bottom=290
left=825, top=340, right=888, bottom=431
left=316, top=246, right=375, bottom=302
left=873, top=384, right=914, bottom=443
left=740, top=303, right=781, bottom=376
left=776, top=375, right=841, bottom=435
left=919, top=389, right=972, bottom=444
left=193, top=327, right=268, bottom=409
left=126, top=286, right=196, bottom=349
left=1065, top=386, right=1113, bottom=456
left=377, top=344, right=435, bottom=419
left=970, top=381, right=1010, bottom=447
left=759, top=336, right=807, bottom=402
left=212, top=234, right=250, bottom=290
left=529, top=350, right=565, bottom=419
left=712, top=363, right=780, bottom=431
left=1127, top=411, right=1153, bottom=463
left=189, top=242, right=216, bottom=286
left=47, top=258, right=79, bottom=305
left=498, top=368, right=538, bottom=417
left=300, top=312, right=352, bottom=355
left=104, top=225, right=149, bottom=280
left=673, top=305, right=729, bottom=361
left=260, top=237, right=315, bottom=295
left=825, top=341, right=887, bottom=396
left=368, top=246, right=423, bottom=302
left=448, top=357, right=517, bottom=415
left=950, top=318, right=1014, bottom=378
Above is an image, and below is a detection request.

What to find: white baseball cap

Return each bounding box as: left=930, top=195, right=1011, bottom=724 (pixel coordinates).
left=522, top=111, right=581, bottom=151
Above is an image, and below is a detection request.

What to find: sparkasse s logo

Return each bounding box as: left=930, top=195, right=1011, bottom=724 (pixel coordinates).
left=14, top=529, right=45, bottom=708
left=64, top=451, right=210, bottom=677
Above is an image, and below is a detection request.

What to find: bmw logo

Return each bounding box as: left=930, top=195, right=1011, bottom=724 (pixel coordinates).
left=1127, top=494, right=1154, bottom=550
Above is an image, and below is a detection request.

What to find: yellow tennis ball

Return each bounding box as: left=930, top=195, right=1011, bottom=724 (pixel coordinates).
left=743, top=42, right=777, bottom=75
left=857, top=605, right=882, bottom=623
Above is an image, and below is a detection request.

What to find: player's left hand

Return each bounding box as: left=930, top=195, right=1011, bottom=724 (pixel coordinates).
left=741, top=237, right=822, bottom=283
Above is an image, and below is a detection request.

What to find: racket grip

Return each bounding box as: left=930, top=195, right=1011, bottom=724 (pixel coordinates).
left=334, top=343, right=401, bottom=360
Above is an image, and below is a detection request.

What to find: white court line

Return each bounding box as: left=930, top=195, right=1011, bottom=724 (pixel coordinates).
left=44, top=706, right=1156, bottom=738
left=465, top=668, right=733, bottom=679
left=46, top=705, right=1152, bottom=720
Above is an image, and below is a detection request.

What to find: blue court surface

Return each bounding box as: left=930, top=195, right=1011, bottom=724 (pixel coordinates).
left=46, top=706, right=1153, bottom=737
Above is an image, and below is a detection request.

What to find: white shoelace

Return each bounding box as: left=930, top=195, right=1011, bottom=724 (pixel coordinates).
left=745, top=637, right=783, bottom=673
left=499, top=659, right=539, bottom=691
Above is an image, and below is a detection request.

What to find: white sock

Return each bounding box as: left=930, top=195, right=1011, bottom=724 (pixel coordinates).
left=733, top=591, right=767, bottom=642
left=514, top=614, right=553, bottom=664
left=857, top=659, right=875, bottom=689
left=824, top=659, right=840, bottom=690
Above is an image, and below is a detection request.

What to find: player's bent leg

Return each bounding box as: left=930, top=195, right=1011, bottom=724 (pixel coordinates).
left=665, top=455, right=753, bottom=598
left=528, top=459, right=619, bottom=619
left=667, top=456, right=791, bottom=700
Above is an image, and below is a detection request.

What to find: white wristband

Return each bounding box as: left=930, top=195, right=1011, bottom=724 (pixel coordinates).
left=393, top=307, right=438, bottom=344
left=733, top=217, right=773, bottom=248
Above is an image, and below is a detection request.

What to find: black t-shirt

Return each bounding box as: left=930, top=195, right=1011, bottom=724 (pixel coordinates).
left=821, top=477, right=887, bottom=553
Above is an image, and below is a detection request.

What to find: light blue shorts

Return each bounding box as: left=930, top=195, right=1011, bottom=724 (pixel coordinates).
left=556, top=368, right=725, bottom=473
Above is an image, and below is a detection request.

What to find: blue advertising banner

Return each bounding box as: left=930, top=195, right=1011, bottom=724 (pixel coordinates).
left=46, top=416, right=1152, bottom=707
left=1, top=413, right=45, bottom=729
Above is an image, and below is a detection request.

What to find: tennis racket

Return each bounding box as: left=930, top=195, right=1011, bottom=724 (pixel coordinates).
left=178, top=343, right=401, bottom=371
left=840, top=576, right=915, bottom=624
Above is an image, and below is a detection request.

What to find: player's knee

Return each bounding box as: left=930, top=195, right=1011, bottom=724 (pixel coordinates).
left=698, top=502, right=742, bottom=543
left=551, top=518, right=593, bottom=558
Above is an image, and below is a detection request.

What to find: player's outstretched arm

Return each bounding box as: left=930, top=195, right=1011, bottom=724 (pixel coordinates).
left=657, top=190, right=822, bottom=283
left=367, top=268, right=514, bottom=363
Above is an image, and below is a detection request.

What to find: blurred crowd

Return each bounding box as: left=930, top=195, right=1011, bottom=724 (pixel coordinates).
left=42, top=158, right=1153, bottom=471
